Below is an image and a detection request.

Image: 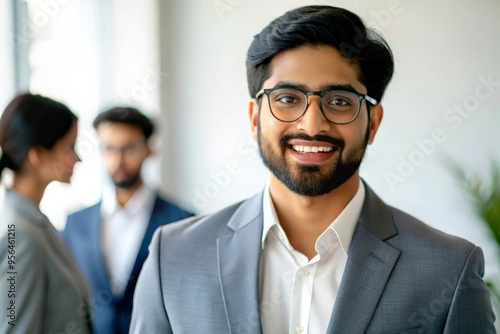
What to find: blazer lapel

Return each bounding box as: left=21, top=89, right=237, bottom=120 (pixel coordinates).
left=217, top=193, right=264, bottom=334
left=90, top=203, right=112, bottom=291
left=124, top=196, right=164, bottom=296
left=327, top=184, right=400, bottom=333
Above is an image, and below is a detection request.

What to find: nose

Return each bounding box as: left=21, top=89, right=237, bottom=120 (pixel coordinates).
left=67, top=150, right=81, bottom=165
left=112, top=152, right=128, bottom=170
left=296, top=96, right=330, bottom=136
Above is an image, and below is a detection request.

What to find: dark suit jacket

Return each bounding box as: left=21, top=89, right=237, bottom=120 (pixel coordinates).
left=62, top=194, right=192, bottom=334
left=130, top=183, right=496, bottom=333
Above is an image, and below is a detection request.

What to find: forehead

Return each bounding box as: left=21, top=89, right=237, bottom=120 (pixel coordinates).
left=97, top=122, right=145, bottom=144
left=264, top=45, right=366, bottom=93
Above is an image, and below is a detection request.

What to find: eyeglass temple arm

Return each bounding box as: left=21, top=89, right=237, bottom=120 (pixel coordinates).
left=365, top=95, right=377, bottom=105
left=255, top=88, right=265, bottom=99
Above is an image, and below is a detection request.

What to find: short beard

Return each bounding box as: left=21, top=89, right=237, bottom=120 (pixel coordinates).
left=258, top=121, right=369, bottom=197
left=113, top=172, right=141, bottom=189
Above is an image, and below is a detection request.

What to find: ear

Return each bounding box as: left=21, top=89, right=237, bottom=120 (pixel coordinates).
left=145, top=147, right=153, bottom=158
left=367, top=104, right=383, bottom=145
left=249, top=98, right=260, bottom=142
left=26, top=146, right=48, bottom=168
left=144, top=140, right=154, bottom=158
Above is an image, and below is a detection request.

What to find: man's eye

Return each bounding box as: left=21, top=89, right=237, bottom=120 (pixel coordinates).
left=122, top=145, right=135, bottom=153
left=325, top=93, right=356, bottom=109
left=273, top=92, right=302, bottom=105
left=330, top=98, right=349, bottom=106
left=278, top=96, right=298, bottom=103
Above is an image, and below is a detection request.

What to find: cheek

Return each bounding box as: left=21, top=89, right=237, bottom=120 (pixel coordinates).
left=122, top=156, right=144, bottom=170
left=53, top=152, right=70, bottom=168
left=259, top=125, right=280, bottom=150
left=259, top=112, right=289, bottom=141
left=57, top=149, right=77, bottom=165
left=103, top=156, right=119, bottom=170
left=342, top=118, right=369, bottom=144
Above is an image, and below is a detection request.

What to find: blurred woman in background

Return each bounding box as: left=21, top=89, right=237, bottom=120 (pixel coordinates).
left=0, top=94, right=92, bottom=333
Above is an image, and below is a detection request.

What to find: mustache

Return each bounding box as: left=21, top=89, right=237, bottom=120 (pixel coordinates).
left=280, top=133, right=345, bottom=150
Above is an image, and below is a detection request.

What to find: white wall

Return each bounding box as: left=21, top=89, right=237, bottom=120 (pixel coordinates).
left=28, top=0, right=104, bottom=228
left=0, top=0, right=15, bottom=203
left=21, top=0, right=162, bottom=230
left=158, top=0, right=500, bottom=284
left=0, top=0, right=15, bottom=109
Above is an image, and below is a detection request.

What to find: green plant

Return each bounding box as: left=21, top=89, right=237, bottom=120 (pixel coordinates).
left=451, top=160, right=500, bottom=306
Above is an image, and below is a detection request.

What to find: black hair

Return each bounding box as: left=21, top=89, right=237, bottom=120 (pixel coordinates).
left=246, top=5, right=394, bottom=102
left=92, top=107, right=154, bottom=140
left=0, top=93, right=77, bottom=177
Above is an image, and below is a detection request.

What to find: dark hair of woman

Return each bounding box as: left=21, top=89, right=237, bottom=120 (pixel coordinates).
left=0, top=93, right=77, bottom=178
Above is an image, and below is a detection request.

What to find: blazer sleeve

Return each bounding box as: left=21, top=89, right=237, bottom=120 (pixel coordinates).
left=443, top=246, right=496, bottom=333
left=0, top=230, right=46, bottom=334
left=130, top=227, right=172, bottom=334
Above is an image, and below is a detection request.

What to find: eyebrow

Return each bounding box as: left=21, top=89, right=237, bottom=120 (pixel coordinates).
left=270, top=81, right=360, bottom=94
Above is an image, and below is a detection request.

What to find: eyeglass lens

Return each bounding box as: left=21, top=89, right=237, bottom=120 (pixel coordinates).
left=268, top=88, right=361, bottom=123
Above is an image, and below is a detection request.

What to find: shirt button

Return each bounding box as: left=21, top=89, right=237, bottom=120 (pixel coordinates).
left=295, top=325, right=304, bottom=333
left=301, top=268, right=309, bottom=278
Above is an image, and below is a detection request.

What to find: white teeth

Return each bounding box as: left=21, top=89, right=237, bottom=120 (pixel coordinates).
left=292, top=145, right=334, bottom=153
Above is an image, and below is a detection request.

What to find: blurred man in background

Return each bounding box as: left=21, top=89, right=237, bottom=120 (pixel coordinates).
left=62, top=107, right=193, bottom=334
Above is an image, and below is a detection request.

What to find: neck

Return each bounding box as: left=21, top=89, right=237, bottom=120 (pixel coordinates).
left=115, top=179, right=143, bottom=207
left=12, top=172, right=48, bottom=206
left=269, top=173, right=360, bottom=259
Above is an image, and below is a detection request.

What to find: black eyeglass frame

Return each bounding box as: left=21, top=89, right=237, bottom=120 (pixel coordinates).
left=255, top=87, right=378, bottom=125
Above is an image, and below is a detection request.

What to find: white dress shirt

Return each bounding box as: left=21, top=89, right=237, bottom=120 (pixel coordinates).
left=259, top=181, right=365, bottom=334
left=101, top=183, right=156, bottom=296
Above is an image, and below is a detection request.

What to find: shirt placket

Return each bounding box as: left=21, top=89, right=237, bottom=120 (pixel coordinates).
left=289, top=260, right=318, bottom=334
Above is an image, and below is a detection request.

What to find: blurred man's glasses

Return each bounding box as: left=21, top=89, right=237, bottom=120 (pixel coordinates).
left=255, top=87, right=377, bottom=124
left=101, top=142, right=146, bottom=156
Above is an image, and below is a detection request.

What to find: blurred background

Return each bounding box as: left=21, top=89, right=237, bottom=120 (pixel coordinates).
left=1, top=0, right=499, bottom=314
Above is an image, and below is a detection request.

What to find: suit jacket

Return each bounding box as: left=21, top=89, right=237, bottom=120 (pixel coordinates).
left=130, top=183, right=496, bottom=333
left=0, top=189, right=92, bottom=334
left=61, top=194, right=192, bottom=334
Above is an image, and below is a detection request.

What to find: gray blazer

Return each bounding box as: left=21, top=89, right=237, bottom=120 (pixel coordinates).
left=0, top=190, right=92, bottom=334
left=130, top=183, right=496, bottom=333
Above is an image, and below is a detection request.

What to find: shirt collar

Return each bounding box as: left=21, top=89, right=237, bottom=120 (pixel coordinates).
left=262, top=180, right=280, bottom=247
left=101, top=182, right=156, bottom=217
left=261, top=180, right=365, bottom=256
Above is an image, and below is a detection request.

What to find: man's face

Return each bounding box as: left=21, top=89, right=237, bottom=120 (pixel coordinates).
left=97, top=123, right=151, bottom=189
left=249, top=45, right=382, bottom=196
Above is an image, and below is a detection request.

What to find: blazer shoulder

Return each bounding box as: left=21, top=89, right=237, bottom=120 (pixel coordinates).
left=67, top=202, right=100, bottom=220
left=362, top=184, right=476, bottom=255
left=154, top=195, right=194, bottom=220
left=2, top=214, right=53, bottom=264
left=156, top=200, right=244, bottom=245
left=64, top=203, right=100, bottom=237
left=388, top=206, right=476, bottom=255
left=2, top=206, right=47, bottom=239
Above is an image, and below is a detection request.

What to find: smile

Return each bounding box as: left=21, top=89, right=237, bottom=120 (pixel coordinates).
left=291, top=145, right=335, bottom=153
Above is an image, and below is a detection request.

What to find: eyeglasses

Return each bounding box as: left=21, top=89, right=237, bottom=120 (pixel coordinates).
left=255, top=87, right=377, bottom=124
left=101, top=142, right=147, bottom=156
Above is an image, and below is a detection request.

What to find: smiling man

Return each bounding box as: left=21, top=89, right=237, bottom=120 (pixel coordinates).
left=131, top=6, right=495, bottom=333
left=62, top=107, right=192, bottom=334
